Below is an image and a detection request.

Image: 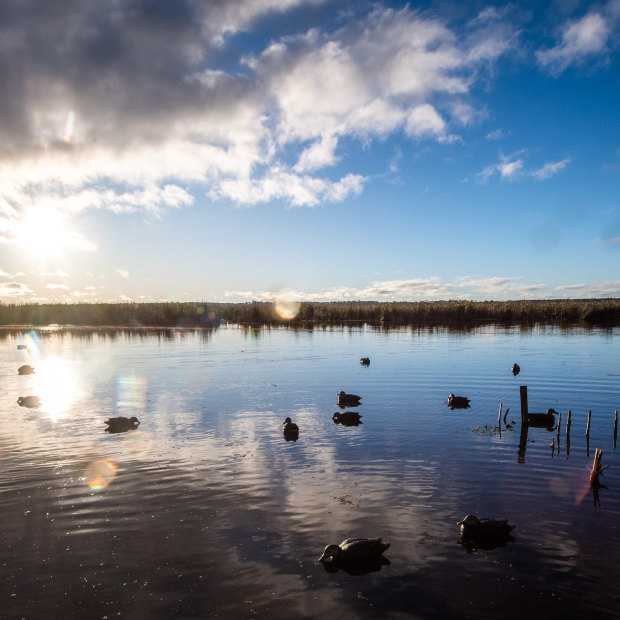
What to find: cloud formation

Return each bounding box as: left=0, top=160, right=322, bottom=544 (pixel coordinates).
left=0, top=0, right=518, bottom=239
left=536, top=1, right=620, bottom=73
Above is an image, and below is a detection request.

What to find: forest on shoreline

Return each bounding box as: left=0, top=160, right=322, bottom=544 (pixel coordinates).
left=1, top=299, right=619, bottom=328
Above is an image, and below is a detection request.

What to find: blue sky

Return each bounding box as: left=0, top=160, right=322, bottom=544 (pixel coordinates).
left=0, top=0, right=619, bottom=303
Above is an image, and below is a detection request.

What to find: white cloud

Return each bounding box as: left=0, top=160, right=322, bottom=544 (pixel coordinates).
left=486, top=128, right=508, bottom=140
left=531, top=157, right=571, bottom=179
left=476, top=152, right=570, bottom=183
left=536, top=4, right=620, bottom=73
left=556, top=280, right=620, bottom=296
left=405, top=104, right=447, bottom=138
left=476, top=151, right=525, bottom=183
left=294, top=135, right=339, bottom=173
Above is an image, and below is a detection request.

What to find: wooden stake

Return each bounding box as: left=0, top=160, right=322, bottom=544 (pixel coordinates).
left=498, top=402, right=503, bottom=426
left=589, top=448, right=609, bottom=488
left=614, top=410, right=618, bottom=442
left=503, top=407, right=510, bottom=423
left=557, top=412, right=561, bottom=438
left=566, top=409, right=571, bottom=437
left=520, top=386, right=528, bottom=425
left=586, top=410, right=592, bottom=439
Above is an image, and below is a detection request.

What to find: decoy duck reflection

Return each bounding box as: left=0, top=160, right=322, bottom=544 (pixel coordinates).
left=338, top=391, right=362, bottom=407
left=448, top=394, right=470, bottom=409
left=332, top=411, right=362, bottom=425
left=18, top=364, right=35, bottom=375
left=104, top=416, right=140, bottom=433
left=318, top=537, right=390, bottom=564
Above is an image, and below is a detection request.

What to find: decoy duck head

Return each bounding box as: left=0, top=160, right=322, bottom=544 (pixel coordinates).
left=318, top=544, right=341, bottom=562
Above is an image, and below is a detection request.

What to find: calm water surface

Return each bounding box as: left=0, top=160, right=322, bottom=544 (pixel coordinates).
left=1, top=325, right=619, bottom=619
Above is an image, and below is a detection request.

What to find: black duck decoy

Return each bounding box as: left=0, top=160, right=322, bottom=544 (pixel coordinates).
left=282, top=417, right=299, bottom=438
left=104, top=416, right=140, bottom=433
left=318, top=537, right=390, bottom=565
left=448, top=394, right=470, bottom=409
left=458, top=514, right=515, bottom=549
left=511, top=363, right=520, bottom=376
left=360, top=357, right=370, bottom=366
left=18, top=364, right=35, bottom=375
left=332, top=411, right=362, bottom=426
left=338, top=391, right=362, bottom=408
left=17, top=395, right=41, bottom=408
left=526, top=408, right=558, bottom=428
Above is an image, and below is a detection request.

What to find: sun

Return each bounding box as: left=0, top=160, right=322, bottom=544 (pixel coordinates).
left=15, top=208, right=97, bottom=261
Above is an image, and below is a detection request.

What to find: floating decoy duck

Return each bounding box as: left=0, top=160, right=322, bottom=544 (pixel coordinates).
left=17, top=395, right=41, bottom=408
left=17, top=344, right=28, bottom=350
left=448, top=394, right=470, bottom=409
left=458, top=514, right=515, bottom=547
left=511, top=363, right=520, bottom=376
left=282, top=417, right=299, bottom=438
left=104, top=416, right=140, bottom=433
left=332, top=411, right=362, bottom=425
left=18, top=364, right=35, bottom=375
left=360, top=357, right=370, bottom=366
left=318, top=537, right=390, bottom=564
left=338, top=391, right=362, bottom=407
left=526, top=408, right=558, bottom=428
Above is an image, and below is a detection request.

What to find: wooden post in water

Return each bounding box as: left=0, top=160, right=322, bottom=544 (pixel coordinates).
left=498, top=402, right=503, bottom=425
left=520, top=386, right=528, bottom=425
left=586, top=410, right=592, bottom=439
left=566, top=409, right=572, bottom=437
left=614, top=410, right=618, bottom=448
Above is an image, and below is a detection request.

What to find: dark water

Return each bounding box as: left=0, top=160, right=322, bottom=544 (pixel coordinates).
left=1, top=325, right=619, bottom=619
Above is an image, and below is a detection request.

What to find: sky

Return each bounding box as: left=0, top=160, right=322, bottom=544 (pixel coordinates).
left=0, top=0, right=619, bottom=304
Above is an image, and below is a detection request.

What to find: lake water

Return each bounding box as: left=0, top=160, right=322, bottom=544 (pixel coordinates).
left=1, top=324, right=619, bottom=619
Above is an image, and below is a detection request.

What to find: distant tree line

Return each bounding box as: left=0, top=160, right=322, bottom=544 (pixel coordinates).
left=1, top=299, right=619, bottom=328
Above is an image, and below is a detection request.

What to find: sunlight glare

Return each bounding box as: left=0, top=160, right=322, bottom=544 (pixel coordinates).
left=33, top=357, right=79, bottom=420
left=15, top=208, right=97, bottom=261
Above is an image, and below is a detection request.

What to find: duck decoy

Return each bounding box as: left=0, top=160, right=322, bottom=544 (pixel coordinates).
left=18, top=364, right=35, bottom=375
left=282, top=417, right=299, bottom=438
left=318, top=537, right=390, bottom=565
left=17, top=395, right=41, bottom=408
left=448, top=394, right=470, bottom=409
left=458, top=515, right=515, bottom=549
left=360, top=357, right=370, bottom=366
left=332, top=411, right=363, bottom=426
left=17, top=344, right=28, bottom=350
left=338, top=391, right=362, bottom=408
left=511, top=363, right=520, bottom=376
left=526, top=408, right=558, bottom=428
left=104, top=416, right=140, bottom=433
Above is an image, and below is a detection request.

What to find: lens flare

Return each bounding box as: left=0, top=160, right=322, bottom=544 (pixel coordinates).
left=63, top=109, right=75, bottom=143
left=117, top=375, right=147, bottom=413
left=19, top=331, right=42, bottom=360
left=275, top=292, right=301, bottom=320
left=85, top=460, right=117, bottom=491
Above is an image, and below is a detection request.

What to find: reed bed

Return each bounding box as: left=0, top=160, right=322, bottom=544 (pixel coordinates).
left=1, top=299, right=619, bottom=328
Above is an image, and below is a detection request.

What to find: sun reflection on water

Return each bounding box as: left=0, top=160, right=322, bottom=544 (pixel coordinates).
left=33, top=357, right=79, bottom=420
